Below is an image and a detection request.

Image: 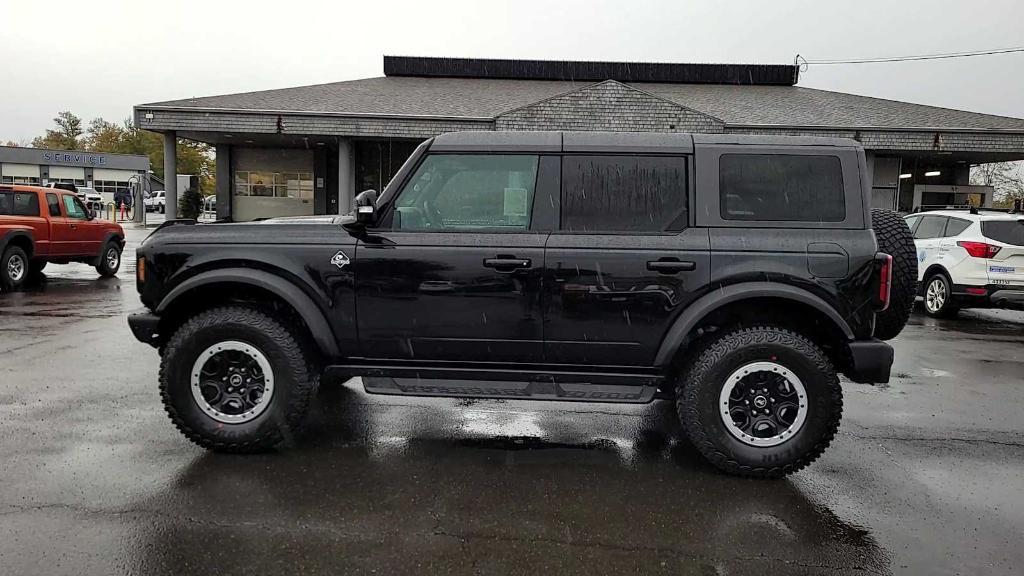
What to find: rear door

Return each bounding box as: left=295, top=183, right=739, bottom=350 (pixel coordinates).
left=982, top=217, right=1024, bottom=286
left=543, top=154, right=710, bottom=366
left=354, top=153, right=553, bottom=362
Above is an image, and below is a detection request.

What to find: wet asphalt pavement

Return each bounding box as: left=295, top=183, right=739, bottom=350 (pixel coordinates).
left=1, top=224, right=1023, bottom=575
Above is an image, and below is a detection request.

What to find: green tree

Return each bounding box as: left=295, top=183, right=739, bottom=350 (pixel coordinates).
left=32, top=111, right=83, bottom=150
left=26, top=111, right=216, bottom=195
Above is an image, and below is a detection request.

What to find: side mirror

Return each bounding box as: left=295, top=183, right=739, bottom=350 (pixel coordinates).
left=354, top=189, right=378, bottom=226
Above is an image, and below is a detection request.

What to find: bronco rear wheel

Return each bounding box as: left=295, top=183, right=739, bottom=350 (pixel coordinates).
left=160, top=306, right=318, bottom=452
left=871, top=208, right=917, bottom=340
left=676, top=326, right=843, bottom=478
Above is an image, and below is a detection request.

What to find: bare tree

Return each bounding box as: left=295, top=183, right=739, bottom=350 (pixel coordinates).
left=971, top=161, right=1024, bottom=204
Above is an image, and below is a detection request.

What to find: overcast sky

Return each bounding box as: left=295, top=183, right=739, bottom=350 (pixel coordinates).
left=1, top=0, right=1022, bottom=143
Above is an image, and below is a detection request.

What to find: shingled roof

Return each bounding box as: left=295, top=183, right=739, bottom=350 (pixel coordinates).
left=140, top=57, right=1024, bottom=132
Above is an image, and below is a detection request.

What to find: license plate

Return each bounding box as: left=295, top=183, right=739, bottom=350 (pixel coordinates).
left=989, top=265, right=1015, bottom=274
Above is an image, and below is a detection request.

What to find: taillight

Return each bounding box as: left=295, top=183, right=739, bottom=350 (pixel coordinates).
left=137, top=257, right=145, bottom=282
left=957, top=240, right=1001, bottom=258
left=877, top=253, right=893, bottom=311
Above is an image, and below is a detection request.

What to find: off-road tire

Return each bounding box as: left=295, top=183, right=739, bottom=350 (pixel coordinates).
left=1, top=245, right=28, bottom=290
left=676, top=326, right=843, bottom=478
left=95, top=241, right=122, bottom=278
left=871, top=208, right=917, bottom=340
left=922, top=271, right=959, bottom=318
left=159, top=306, right=318, bottom=452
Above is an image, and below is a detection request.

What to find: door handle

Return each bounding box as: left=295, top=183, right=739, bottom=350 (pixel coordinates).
left=70, top=224, right=77, bottom=229
left=647, top=259, right=696, bottom=274
left=483, top=256, right=531, bottom=271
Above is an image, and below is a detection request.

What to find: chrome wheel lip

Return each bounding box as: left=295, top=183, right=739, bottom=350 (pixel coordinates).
left=719, top=361, right=808, bottom=448
left=190, top=341, right=275, bottom=424
left=7, top=254, right=25, bottom=282
left=105, top=247, right=120, bottom=270
left=925, top=278, right=946, bottom=313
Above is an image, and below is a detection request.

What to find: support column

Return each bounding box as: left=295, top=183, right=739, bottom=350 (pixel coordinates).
left=163, top=131, right=178, bottom=220
left=215, top=143, right=232, bottom=220
left=337, top=138, right=354, bottom=215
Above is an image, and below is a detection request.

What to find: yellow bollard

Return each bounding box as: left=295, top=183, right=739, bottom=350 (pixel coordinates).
left=107, top=202, right=117, bottom=222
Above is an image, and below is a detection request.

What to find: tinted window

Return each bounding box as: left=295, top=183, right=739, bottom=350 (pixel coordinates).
left=0, top=192, right=40, bottom=216
left=62, top=195, right=88, bottom=220
left=561, top=155, right=687, bottom=232
left=944, top=218, right=971, bottom=237
left=392, top=154, right=538, bottom=231
left=46, top=193, right=61, bottom=217
left=904, top=215, right=921, bottom=234
left=914, top=216, right=947, bottom=239
left=720, top=154, right=845, bottom=222
left=982, top=220, right=1024, bottom=246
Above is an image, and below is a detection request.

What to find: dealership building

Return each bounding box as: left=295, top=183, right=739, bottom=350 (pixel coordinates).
left=134, top=56, right=1024, bottom=221
left=0, top=145, right=150, bottom=198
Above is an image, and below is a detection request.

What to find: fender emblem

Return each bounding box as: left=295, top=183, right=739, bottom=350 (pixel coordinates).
left=330, top=250, right=350, bottom=269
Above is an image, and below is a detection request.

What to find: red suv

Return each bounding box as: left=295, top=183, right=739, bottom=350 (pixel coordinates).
left=0, top=184, right=125, bottom=289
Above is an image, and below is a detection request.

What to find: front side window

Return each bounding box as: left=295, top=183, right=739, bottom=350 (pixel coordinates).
left=561, top=155, right=688, bottom=233
left=720, top=154, right=845, bottom=222
left=391, top=154, right=538, bottom=231
left=914, top=216, right=946, bottom=239
left=0, top=192, right=40, bottom=216
left=62, top=195, right=88, bottom=219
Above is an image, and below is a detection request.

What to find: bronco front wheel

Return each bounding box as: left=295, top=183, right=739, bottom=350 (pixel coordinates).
left=676, top=326, right=843, bottom=478
left=160, top=306, right=318, bottom=452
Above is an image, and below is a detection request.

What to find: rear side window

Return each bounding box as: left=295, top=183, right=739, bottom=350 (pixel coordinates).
left=982, top=220, right=1024, bottom=246
left=561, top=155, right=688, bottom=232
left=720, top=154, right=845, bottom=222
left=0, top=192, right=40, bottom=216
left=944, top=218, right=971, bottom=237
left=914, top=216, right=947, bottom=239
left=46, top=193, right=61, bottom=217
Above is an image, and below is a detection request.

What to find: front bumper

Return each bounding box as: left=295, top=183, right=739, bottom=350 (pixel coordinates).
left=844, top=339, right=894, bottom=384
left=128, top=308, right=161, bottom=348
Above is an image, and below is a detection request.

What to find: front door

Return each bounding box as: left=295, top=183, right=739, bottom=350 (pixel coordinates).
left=544, top=155, right=710, bottom=366
left=354, top=153, right=550, bottom=362
left=52, top=193, right=93, bottom=256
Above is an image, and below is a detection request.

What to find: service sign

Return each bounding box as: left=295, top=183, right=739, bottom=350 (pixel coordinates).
left=42, top=151, right=107, bottom=166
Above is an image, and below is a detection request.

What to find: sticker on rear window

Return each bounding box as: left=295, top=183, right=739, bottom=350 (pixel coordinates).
left=989, top=265, right=1015, bottom=274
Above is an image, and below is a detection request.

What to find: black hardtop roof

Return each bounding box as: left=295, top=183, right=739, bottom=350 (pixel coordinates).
left=429, top=131, right=861, bottom=153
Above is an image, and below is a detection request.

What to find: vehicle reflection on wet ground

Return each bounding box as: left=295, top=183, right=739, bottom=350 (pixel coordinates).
left=0, top=225, right=1022, bottom=575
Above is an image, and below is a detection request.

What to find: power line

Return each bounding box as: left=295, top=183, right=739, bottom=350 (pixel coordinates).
left=800, top=46, right=1024, bottom=65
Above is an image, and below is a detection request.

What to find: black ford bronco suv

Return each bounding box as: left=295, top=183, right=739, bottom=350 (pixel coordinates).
left=129, top=132, right=917, bottom=477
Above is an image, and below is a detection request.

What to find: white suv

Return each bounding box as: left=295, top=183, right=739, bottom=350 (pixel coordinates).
left=905, top=209, right=1024, bottom=316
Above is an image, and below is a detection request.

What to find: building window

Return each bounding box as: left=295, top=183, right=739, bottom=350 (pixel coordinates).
left=234, top=171, right=313, bottom=199
left=94, top=180, right=131, bottom=194
left=49, top=178, right=87, bottom=187
left=1, top=176, right=41, bottom=185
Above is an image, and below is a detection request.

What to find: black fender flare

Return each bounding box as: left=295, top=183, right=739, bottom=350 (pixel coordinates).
left=653, top=282, right=855, bottom=367
left=156, top=268, right=340, bottom=358
left=1, top=229, right=35, bottom=258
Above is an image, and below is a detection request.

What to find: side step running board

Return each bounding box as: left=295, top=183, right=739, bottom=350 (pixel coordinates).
left=325, top=364, right=662, bottom=403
